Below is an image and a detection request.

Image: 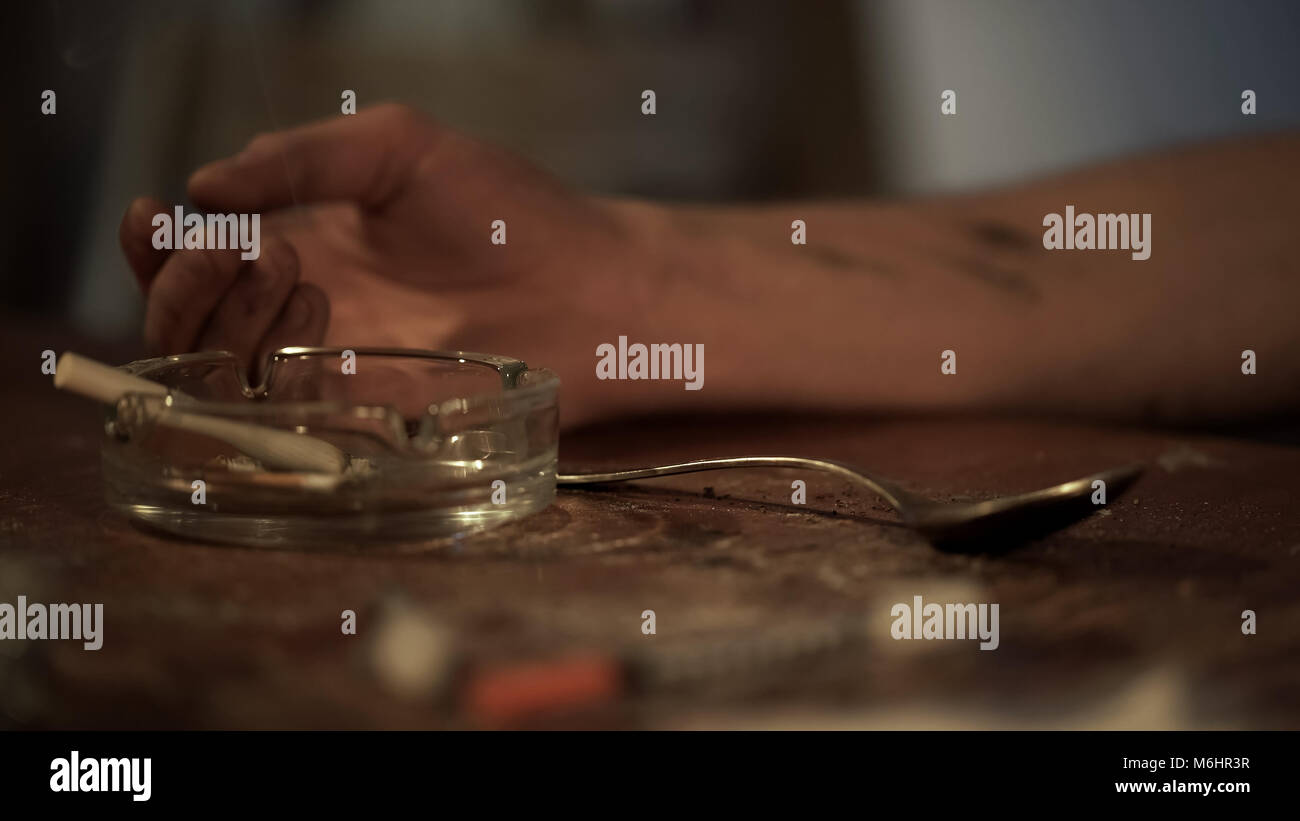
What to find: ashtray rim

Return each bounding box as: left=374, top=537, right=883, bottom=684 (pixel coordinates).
left=120, top=346, right=560, bottom=417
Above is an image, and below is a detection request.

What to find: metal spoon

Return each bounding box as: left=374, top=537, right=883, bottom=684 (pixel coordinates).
left=558, top=456, right=1143, bottom=551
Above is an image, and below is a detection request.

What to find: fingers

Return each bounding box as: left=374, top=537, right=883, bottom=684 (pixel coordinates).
left=144, top=231, right=328, bottom=382
left=187, top=103, right=439, bottom=213
left=119, top=196, right=172, bottom=292
left=255, top=283, right=330, bottom=369
left=196, top=237, right=300, bottom=369
left=143, top=245, right=247, bottom=356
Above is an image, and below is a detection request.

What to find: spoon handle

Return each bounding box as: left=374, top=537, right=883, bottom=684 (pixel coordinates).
left=558, top=455, right=915, bottom=513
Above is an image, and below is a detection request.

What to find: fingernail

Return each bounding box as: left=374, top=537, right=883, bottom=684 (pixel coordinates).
left=189, top=163, right=227, bottom=188
left=234, top=142, right=277, bottom=167
left=132, top=199, right=158, bottom=229
left=192, top=144, right=270, bottom=186
left=130, top=206, right=160, bottom=252
left=193, top=151, right=253, bottom=183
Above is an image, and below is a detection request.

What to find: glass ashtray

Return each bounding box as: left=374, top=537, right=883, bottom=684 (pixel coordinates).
left=101, top=347, right=559, bottom=548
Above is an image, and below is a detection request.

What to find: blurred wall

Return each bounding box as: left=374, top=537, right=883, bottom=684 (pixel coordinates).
left=857, top=0, right=1300, bottom=193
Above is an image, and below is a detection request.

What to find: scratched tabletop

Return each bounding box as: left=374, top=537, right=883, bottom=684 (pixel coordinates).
left=2, top=324, right=1298, bottom=729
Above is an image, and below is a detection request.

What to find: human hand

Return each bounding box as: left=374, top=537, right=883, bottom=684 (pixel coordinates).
left=120, top=104, right=713, bottom=426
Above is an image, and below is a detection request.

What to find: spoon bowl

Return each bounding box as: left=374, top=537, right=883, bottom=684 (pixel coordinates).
left=558, top=457, right=1144, bottom=552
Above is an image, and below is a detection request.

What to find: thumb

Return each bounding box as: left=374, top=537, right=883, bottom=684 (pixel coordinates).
left=187, top=103, right=441, bottom=212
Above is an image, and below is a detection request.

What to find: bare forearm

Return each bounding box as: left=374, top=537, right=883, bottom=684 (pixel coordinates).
left=623, top=135, right=1299, bottom=422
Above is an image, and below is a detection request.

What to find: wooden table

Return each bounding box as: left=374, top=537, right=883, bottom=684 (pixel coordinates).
left=2, top=322, right=1297, bottom=729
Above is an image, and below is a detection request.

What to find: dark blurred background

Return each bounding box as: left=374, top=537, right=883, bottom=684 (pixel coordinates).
left=4, top=0, right=1300, bottom=342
